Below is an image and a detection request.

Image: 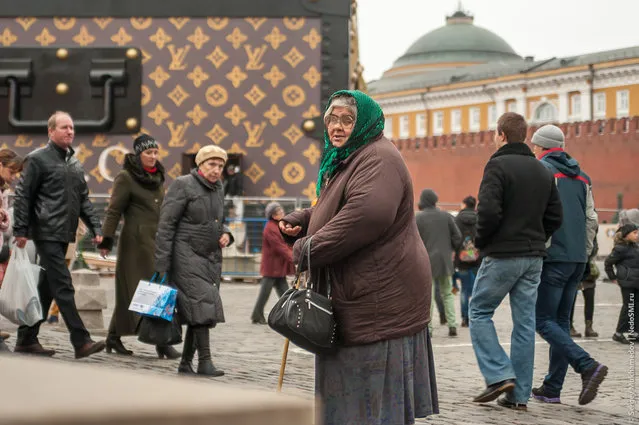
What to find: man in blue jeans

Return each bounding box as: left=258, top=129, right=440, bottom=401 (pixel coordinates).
left=531, top=124, right=607, bottom=405
left=470, top=112, right=563, bottom=410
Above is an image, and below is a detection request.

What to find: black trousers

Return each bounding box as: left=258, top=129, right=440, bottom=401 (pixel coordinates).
left=17, top=241, right=90, bottom=349
left=570, top=287, right=595, bottom=324
left=616, top=287, right=639, bottom=334
left=251, top=277, right=288, bottom=321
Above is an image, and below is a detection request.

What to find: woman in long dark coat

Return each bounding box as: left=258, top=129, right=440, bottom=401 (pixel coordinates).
left=154, top=144, right=233, bottom=377
left=98, top=134, right=179, bottom=359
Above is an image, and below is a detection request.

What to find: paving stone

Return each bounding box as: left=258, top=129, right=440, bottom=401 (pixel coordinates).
left=1, top=271, right=637, bottom=424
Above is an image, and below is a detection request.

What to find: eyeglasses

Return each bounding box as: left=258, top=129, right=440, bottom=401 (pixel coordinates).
left=325, top=114, right=355, bottom=128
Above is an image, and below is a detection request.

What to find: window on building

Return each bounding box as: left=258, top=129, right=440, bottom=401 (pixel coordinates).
left=570, top=94, right=581, bottom=119
left=416, top=113, right=426, bottom=137
left=469, top=107, right=481, bottom=131
left=433, top=111, right=444, bottom=135
left=594, top=92, right=606, bottom=118
left=534, top=103, right=557, bottom=123
left=385, top=117, right=394, bottom=139
left=488, top=104, right=497, bottom=129
left=451, top=109, right=462, bottom=133
left=507, top=101, right=517, bottom=113
left=617, top=90, right=630, bottom=117
left=399, top=115, right=410, bottom=139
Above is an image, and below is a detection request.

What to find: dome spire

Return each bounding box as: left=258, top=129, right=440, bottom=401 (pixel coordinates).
left=447, top=1, right=474, bottom=25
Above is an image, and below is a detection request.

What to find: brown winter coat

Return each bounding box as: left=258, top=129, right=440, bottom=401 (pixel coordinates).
left=283, top=136, right=432, bottom=346
left=98, top=155, right=165, bottom=336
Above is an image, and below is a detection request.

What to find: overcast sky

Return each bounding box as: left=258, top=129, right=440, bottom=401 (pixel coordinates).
left=358, top=0, right=639, bottom=82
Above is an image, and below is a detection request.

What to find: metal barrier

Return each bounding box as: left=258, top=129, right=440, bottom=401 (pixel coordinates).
left=14, top=194, right=311, bottom=280
left=7, top=191, right=630, bottom=277
left=222, top=217, right=266, bottom=281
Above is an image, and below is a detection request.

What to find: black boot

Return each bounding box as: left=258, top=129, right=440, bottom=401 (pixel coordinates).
left=156, top=344, right=181, bottom=359
left=178, top=326, right=196, bottom=375
left=106, top=334, right=133, bottom=356
left=193, top=327, right=224, bottom=377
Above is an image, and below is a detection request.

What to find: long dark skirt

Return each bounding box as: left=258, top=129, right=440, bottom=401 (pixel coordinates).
left=315, top=327, right=439, bottom=425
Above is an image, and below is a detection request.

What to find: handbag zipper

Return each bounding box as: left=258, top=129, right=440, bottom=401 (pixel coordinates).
left=305, top=298, right=333, bottom=315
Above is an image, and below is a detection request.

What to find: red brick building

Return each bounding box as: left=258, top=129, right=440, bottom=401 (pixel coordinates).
left=395, top=117, right=639, bottom=210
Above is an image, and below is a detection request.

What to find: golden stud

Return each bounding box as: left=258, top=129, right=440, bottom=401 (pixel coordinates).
left=56, top=48, right=69, bottom=59
left=125, top=118, right=138, bottom=130
left=126, top=48, right=139, bottom=59
left=55, top=83, right=69, bottom=95
left=302, top=119, right=316, bottom=133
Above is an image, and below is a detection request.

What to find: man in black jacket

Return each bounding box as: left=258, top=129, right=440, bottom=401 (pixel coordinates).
left=13, top=111, right=106, bottom=359
left=469, top=112, right=563, bottom=410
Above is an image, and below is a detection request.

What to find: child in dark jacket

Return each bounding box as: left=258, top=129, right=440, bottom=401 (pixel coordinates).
left=605, top=224, right=639, bottom=344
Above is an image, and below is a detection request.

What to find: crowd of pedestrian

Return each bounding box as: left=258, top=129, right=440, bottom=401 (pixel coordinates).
left=0, top=94, right=636, bottom=423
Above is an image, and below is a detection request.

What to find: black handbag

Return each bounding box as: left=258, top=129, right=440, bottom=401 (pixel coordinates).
left=267, top=236, right=337, bottom=355
left=137, top=315, right=182, bottom=346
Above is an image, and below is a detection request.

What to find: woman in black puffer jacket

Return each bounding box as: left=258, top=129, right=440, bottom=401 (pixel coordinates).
left=605, top=224, right=639, bottom=344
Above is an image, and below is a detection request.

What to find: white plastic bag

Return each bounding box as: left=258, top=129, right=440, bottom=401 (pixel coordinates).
left=0, top=247, right=43, bottom=326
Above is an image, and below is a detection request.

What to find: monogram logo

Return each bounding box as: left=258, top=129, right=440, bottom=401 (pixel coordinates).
left=244, top=44, right=268, bottom=70
left=168, top=44, right=191, bottom=70
left=167, top=120, right=191, bottom=147
left=243, top=121, right=267, bottom=147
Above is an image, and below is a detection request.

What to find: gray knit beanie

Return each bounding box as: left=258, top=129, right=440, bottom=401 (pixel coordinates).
left=265, top=202, right=283, bottom=219
left=619, top=209, right=639, bottom=226
left=531, top=125, right=565, bottom=149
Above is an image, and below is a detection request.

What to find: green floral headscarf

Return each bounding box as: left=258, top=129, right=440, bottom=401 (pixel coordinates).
left=316, top=90, right=385, bottom=196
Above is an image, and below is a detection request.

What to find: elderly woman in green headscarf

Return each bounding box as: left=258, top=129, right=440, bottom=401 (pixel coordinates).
left=279, top=90, right=438, bottom=424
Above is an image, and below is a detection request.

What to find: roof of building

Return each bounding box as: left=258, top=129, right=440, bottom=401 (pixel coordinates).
left=369, top=46, right=639, bottom=95
left=392, top=9, right=521, bottom=69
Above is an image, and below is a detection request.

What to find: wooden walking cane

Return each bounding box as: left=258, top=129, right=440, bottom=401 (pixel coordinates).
left=276, top=270, right=306, bottom=392
left=277, top=338, right=290, bottom=392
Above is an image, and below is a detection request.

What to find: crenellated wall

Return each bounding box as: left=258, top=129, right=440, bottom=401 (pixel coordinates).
left=394, top=117, right=639, bottom=210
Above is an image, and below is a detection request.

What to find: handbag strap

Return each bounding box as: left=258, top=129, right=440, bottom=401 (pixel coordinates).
left=295, top=236, right=313, bottom=279
left=295, top=236, right=331, bottom=298
left=149, top=272, right=167, bottom=285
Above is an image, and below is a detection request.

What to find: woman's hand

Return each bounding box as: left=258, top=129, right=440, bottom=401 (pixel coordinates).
left=219, top=233, right=231, bottom=248
left=279, top=220, right=302, bottom=237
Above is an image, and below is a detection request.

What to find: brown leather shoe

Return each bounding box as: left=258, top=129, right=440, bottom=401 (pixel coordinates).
left=75, top=340, right=106, bottom=359
left=0, top=331, right=10, bottom=340
left=14, top=343, right=56, bottom=356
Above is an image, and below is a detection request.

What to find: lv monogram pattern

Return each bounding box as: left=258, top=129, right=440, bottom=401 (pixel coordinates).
left=0, top=17, right=322, bottom=198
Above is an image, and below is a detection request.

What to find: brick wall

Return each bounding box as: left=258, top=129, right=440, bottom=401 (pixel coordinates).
left=394, top=117, right=639, bottom=210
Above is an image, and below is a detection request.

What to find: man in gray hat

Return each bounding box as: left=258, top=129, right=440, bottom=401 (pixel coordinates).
left=530, top=124, right=607, bottom=406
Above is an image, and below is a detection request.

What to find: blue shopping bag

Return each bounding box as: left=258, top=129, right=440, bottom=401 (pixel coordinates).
left=128, top=273, right=177, bottom=322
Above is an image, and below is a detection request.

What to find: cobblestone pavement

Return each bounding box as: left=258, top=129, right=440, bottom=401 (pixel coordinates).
left=1, top=270, right=638, bottom=424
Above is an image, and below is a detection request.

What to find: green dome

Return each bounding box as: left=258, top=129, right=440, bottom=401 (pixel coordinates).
left=393, top=11, right=520, bottom=69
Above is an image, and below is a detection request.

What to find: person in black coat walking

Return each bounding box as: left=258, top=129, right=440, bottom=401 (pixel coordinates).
left=455, top=196, right=481, bottom=328
left=469, top=112, right=563, bottom=409
left=605, top=224, right=639, bottom=344
left=155, top=145, right=234, bottom=377
left=12, top=111, right=106, bottom=360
